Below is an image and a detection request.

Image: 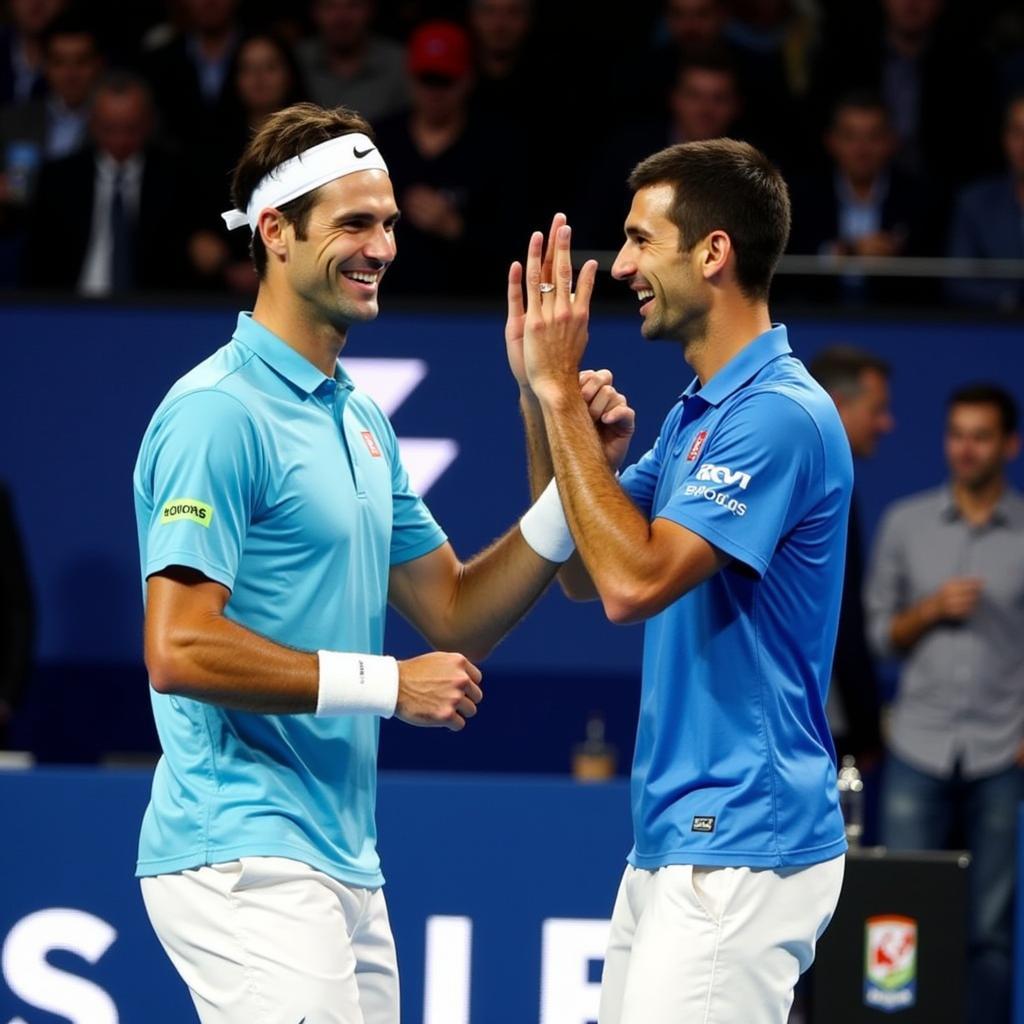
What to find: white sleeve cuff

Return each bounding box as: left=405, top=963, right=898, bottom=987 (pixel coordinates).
left=520, top=478, right=575, bottom=563
left=316, top=651, right=399, bottom=717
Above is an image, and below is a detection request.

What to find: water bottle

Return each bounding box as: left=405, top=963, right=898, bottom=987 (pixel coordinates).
left=837, top=754, right=864, bottom=847
left=571, top=712, right=616, bottom=782
left=5, top=140, right=40, bottom=204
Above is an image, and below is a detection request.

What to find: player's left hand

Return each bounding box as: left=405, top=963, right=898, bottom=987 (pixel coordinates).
left=580, top=369, right=636, bottom=470
left=518, top=222, right=599, bottom=400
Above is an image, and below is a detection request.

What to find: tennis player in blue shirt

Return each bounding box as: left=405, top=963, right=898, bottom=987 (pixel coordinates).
left=134, top=102, right=634, bottom=1024
left=510, top=140, right=852, bottom=1023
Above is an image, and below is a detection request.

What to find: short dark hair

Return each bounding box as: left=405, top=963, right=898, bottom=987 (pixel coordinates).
left=809, top=345, right=890, bottom=398
left=627, top=138, right=790, bottom=301
left=42, top=10, right=99, bottom=53
left=828, top=90, right=889, bottom=130
left=231, top=102, right=374, bottom=277
left=947, top=384, right=1019, bottom=435
left=675, top=48, right=739, bottom=88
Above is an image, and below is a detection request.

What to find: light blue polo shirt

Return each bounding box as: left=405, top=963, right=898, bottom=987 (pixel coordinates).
left=132, top=313, right=446, bottom=887
left=619, top=325, right=852, bottom=868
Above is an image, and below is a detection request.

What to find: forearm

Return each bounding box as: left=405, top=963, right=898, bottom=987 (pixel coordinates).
left=445, top=524, right=560, bottom=658
left=146, top=611, right=318, bottom=714
left=889, top=596, right=939, bottom=652
left=537, top=383, right=657, bottom=618
left=520, top=389, right=596, bottom=600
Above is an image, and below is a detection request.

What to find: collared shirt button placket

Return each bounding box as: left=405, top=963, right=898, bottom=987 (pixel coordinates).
left=331, top=382, right=367, bottom=499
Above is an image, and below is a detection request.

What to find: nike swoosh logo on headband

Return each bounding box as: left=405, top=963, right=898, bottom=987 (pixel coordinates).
left=353, top=145, right=376, bottom=158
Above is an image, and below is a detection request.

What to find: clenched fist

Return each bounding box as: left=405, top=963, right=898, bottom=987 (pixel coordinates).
left=395, top=652, right=483, bottom=731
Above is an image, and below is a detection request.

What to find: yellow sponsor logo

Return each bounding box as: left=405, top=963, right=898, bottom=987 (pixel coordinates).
left=160, top=498, right=214, bottom=528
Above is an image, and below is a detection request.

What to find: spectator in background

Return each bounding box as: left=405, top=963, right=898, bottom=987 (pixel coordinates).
left=23, top=71, right=192, bottom=294
left=577, top=52, right=742, bottom=249
left=0, top=0, right=64, bottom=105
left=809, top=346, right=892, bottom=770
left=0, top=12, right=103, bottom=212
left=296, top=0, right=408, bottom=122
left=188, top=32, right=306, bottom=294
left=374, top=20, right=523, bottom=297
left=468, top=0, right=534, bottom=119
left=866, top=384, right=1024, bottom=1024
left=722, top=0, right=817, bottom=163
left=142, top=0, right=242, bottom=147
left=612, top=0, right=729, bottom=118
left=0, top=482, right=33, bottom=750
left=467, top=0, right=549, bottom=218
left=790, top=93, right=925, bottom=258
left=947, top=92, right=1024, bottom=311
left=813, top=0, right=999, bottom=192
left=788, top=93, right=931, bottom=303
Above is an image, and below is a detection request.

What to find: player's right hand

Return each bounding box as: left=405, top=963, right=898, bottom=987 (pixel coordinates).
left=929, top=577, right=984, bottom=622
left=506, top=212, right=567, bottom=389
left=395, top=652, right=483, bottom=731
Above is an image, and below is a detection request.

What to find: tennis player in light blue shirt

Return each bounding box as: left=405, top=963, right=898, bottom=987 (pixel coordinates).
left=134, top=105, right=635, bottom=1024
left=513, top=140, right=852, bottom=1024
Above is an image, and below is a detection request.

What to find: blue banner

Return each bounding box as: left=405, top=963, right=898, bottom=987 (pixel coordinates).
left=1, top=302, right=1021, bottom=675
left=0, top=767, right=633, bottom=1024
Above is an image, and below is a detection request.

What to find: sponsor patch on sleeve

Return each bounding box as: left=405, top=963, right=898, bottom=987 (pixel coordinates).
left=160, top=498, right=214, bottom=527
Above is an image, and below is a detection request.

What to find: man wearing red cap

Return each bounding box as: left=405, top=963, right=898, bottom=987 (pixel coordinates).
left=373, top=20, right=526, bottom=297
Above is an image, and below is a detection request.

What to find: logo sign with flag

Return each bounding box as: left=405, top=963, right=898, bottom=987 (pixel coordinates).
left=864, top=914, right=918, bottom=1012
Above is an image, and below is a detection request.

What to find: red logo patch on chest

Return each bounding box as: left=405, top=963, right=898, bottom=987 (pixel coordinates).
left=361, top=431, right=382, bottom=457
left=686, top=430, right=709, bottom=462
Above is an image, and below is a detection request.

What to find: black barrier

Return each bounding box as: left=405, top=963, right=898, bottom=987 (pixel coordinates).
left=813, top=848, right=969, bottom=1022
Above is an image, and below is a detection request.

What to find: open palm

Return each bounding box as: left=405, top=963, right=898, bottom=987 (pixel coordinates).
left=506, top=213, right=566, bottom=388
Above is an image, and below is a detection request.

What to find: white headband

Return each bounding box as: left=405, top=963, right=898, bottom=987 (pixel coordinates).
left=221, top=133, right=389, bottom=232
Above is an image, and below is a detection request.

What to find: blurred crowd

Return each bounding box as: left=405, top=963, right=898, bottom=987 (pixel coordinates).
left=0, top=0, right=1022, bottom=305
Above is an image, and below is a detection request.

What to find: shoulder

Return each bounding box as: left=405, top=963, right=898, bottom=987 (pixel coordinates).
left=880, top=487, right=945, bottom=530
left=727, top=364, right=851, bottom=486
left=150, top=345, right=262, bottom=436
left=367, top=34, right=405, bottom=65
left=38, top=146, right=92, bottom=181
left=956, top=176, right=1010, bottom=213
left=729, top=365, right=842, bottom=448
left=294, top=37, right=322, bottom=65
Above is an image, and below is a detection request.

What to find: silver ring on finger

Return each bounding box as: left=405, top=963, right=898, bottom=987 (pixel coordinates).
left=539, top=282, right=555, bottom=294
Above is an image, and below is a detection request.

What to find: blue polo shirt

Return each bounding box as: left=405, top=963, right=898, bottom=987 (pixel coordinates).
left=619, top=325, right=852, bottom=868
left=133, top=313, right=446, bottom=887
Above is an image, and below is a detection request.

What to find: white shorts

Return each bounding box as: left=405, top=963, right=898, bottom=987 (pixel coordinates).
left=140, top=856, right=399, bottom=1024
left=598, top=855, right=845, bottom=1024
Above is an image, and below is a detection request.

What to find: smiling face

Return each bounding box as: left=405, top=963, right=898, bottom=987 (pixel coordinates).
left=236, top=37, right=293, bottom=117
left=45, top=31, right=103, bottom=109
left=611, top=183, right=709, bottom=342
left=671, top=66, right=740, bottom=142
left=945, top=402, right=1019, bottom=491
left=827, top=105, right=894, bottom=185
left=268, top=169, right=399, bottom=331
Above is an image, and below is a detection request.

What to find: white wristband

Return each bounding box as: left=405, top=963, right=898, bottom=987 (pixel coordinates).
left=316, top=650, right=399, bottom=718
left=520, top=478, right=575, bottom=563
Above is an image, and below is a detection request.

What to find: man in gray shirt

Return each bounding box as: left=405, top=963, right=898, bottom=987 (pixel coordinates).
left=866, top=383, right=1024, bottom=1024
left=297, top=0, right=409, bottom=122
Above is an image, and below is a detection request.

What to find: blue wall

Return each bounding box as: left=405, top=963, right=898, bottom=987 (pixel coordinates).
left=1, top=303, right=1022, bottom=763
left=0, top=767, right=634, bottom=1024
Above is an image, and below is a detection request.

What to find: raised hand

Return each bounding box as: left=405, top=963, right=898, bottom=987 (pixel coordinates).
left=520, top=222, right=599, bottom=398
left=506, top=212, right=566, bottom=389
left=395, top=652, right=483, bottom=732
